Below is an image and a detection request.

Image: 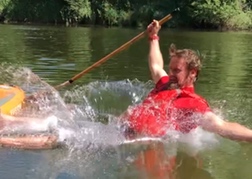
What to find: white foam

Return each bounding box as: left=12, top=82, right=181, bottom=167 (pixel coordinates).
left=0, top=115, right=59, bottom=135
left=122, top=137, right=162, bottom=144
left=176, top=127, right=220, bottom=156
left=28, top=115, right=58, bottom=131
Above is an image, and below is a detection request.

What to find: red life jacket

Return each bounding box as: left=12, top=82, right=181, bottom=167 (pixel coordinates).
left=126, top=88, right=210, bottom=136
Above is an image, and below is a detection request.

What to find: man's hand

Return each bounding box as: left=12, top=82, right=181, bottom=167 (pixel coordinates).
left=147, top=20, right=161, bottom=37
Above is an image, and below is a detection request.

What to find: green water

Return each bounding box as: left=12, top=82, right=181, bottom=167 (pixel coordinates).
left=0, top=24, right=252, bottom=179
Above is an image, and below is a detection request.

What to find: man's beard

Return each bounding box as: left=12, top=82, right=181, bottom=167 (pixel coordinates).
left=167, top=76, right=179, bottom=90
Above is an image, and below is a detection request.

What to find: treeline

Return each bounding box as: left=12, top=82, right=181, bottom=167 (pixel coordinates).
left=0, top=0, right=251, bottom=30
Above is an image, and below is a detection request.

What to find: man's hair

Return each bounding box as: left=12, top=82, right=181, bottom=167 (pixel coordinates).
left=169, top=43, right=202, bottom=80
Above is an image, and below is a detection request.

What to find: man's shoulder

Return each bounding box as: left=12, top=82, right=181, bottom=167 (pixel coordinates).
left=191, top=93, right=208, bottom=103
left=180, top=90, right=208, bottom=104
left=174, top=92, right=211, bottom=113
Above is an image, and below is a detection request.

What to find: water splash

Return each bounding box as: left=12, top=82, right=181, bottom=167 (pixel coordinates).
left=0, top=65, right=222, bottom=179
left=59, top=79, right=220, bottom=155
left=0, top=63, right=75, bottom=135
left=0, top=115, right=58, bottom=135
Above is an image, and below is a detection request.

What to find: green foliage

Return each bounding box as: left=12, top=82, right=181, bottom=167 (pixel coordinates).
left=227, top=10, right=252, bottom=29
left=63, top=0, right=92, bottom=23
left=0, top=0, right=251, bottom=29
left=0, top=0, right=10, bottom=11
left=102, top=1, right=119, bottom=25
left=190, top=0, right=252, bottom=29
left=1, top=0, right=64, bottom=23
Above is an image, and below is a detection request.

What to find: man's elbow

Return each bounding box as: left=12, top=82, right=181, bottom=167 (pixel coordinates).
left=201, top=112, right=225, bottom=133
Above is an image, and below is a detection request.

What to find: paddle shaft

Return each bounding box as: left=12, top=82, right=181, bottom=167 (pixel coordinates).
left=54, top=8, right=180, bottom=90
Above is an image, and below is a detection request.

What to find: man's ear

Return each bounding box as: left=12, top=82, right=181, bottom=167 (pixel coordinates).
left=190, top=69, right=197, bottom=78
left=169, top=43, right=176, bottom=56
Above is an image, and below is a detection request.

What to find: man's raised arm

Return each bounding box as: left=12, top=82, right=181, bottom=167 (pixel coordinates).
left=147, top=20, right=167, bottom=84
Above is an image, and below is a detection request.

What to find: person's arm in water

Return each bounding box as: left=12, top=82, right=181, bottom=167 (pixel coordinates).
left=0, top=113, right=40, bottom=122
left=201, top=112, right=252, bottom=142
left=0, top=135, right=58, bottom=149
left=0, top=113, right=59, bottom=149
left=147, top=20, right=168, bottom=84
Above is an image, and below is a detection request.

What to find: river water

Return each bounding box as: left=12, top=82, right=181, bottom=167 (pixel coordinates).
left=0, top=24, right=252, bottom=179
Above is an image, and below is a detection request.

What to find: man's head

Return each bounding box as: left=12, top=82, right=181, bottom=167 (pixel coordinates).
left=168, top=44, right=202, bottom=88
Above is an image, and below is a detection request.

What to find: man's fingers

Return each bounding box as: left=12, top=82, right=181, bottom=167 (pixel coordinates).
left=150, top=21, right=160, bottom=30
left=147, top=24, right=154, bottom=32
left=147, top=19, right=161, bottom=34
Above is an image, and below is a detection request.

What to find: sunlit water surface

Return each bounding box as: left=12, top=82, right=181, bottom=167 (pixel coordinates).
left=0, top=24, right=252, bottom=179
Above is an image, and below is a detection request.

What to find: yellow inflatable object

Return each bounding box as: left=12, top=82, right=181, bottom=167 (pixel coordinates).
left=0, top=85, right=25, bottom=115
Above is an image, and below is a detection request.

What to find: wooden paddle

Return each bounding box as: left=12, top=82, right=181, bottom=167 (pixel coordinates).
left=54, top=8, right=180, bottom=90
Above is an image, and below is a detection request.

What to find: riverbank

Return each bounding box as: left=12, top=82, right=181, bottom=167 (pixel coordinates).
left=1, top=21, right=252, bottom=33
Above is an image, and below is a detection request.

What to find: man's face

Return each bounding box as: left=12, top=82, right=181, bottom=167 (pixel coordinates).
left=168, top=56, right=196, bottom=88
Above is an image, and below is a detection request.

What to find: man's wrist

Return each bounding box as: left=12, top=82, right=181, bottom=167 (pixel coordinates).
left=149, top=34, right=159, bottom=41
